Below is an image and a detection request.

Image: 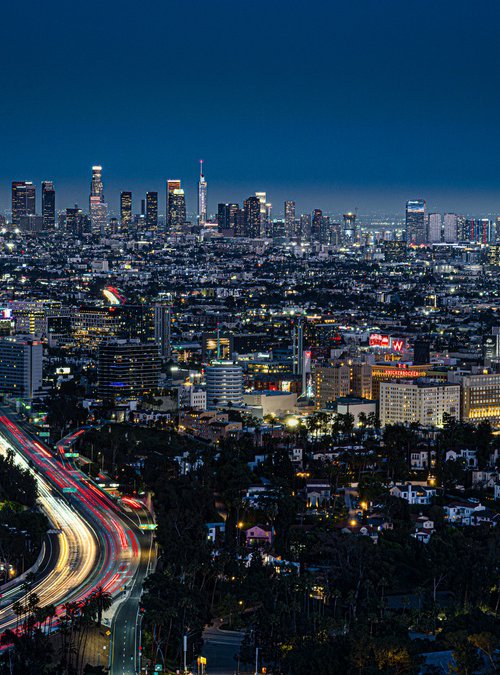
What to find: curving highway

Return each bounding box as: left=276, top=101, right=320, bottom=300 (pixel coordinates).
left=0, top=407, right=153, bottom=674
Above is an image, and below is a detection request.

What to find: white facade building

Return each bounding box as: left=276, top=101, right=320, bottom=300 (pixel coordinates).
left=205, top=362, right=243, bottom=409
left=380, top=381, right=460, bottom=427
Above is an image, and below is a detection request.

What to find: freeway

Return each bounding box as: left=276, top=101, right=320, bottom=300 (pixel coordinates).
left=0, top=407, right=153, bottom=674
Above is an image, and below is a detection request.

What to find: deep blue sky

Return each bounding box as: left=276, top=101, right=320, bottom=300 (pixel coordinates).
left=2, top=0, right=500, bottom=217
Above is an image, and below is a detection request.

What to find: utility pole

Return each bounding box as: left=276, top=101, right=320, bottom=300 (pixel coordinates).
left=254, top=646, right=259, bottom=675
left=183, top=634, right=187, bottom=673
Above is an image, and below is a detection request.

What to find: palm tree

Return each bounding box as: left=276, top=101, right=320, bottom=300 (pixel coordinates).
left=91, top=586, right=113, bottom=626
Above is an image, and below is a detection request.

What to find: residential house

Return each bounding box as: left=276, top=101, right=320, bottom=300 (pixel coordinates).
left=390, top=483, right=437, bottom=505
left=245, top=525, right=274, bottom=548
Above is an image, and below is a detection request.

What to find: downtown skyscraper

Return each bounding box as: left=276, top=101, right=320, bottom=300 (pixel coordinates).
left=146, top=191, right=158, bottom=229
left=198, top=160, right=207, bottom=226
left=11, top=181, right=36, bottom=226
left=41, top=181, right=56, bottom=229
left=120, top=191, right=132, bottom=229
left=89, top=165, right=108, bottom=236
left=167, top=180, right=186, bottom=230
left=405, top=199, right=427, bottom=245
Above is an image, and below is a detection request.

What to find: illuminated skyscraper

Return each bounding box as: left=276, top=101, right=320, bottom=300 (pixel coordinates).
left=120, top=191, right=132, bottom=228
left=41, top=181, right=55, bottom=229
left=146, top=191, right=158, bottom=229
left=255, top=192, right=268, bottom=234
left=89, top=165, right=108, bottom=236
left=405, top=199, right=426, bottom=245
left=284, top=201, right=295, bottom=239
left=167, top=180, right=186, bottom=230
left=243, top=196, right=261, bottom=238
left=428, top=213, right=442, bottom=243
left=198, top=160, right=207, bottom=226
left=343, top=212, right=357, bottom=244
left=11, top=182, right=36, bottom=226
left=311, top=209, right=323, bottom=242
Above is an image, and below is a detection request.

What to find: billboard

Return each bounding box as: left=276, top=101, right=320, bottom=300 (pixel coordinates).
left=369, top=334, right=406, bottom=352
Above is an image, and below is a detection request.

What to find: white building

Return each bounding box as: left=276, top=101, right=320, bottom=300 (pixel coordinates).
left=390, top=483, right=437, bottom=505
left=379, top=381, right=460, bottom=428
left=443, top=213, right=458, bottom=243
left=205, top=362, right=243, bottom=409
left=428, top=213, right=442, bottom=243
left=243, top=390, right=297, bottom=418
left=0, top=336, right=43, bottom=399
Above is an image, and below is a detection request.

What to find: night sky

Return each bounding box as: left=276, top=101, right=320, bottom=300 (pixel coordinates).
left=2, top=0, right=500, bottom=216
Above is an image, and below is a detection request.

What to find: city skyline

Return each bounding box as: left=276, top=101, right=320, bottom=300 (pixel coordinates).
left=2, top=1, right=500, bottom=214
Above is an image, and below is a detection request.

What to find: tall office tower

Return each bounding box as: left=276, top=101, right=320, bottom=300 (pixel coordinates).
left=496, top=217, right=500, bottom=243
left=41, top=181, right=55, bottom=229
left=320, top=215, right=331, bottom=244
left=234, top=207, right=245, bottom=236
left=428, top=212, right=442, bottom=243
left=217, top=203, right=239, bottom=232
left=443, top=213, right=458, bottom=243
left=456, top=215, right=467, bottom=240
left=330, top=222, right=342, bottom=246
left=11, top=182, right=36, bottom=226
left=65, top=205, right=88, bottom=237
left=0, top=335, right=43, bottom=399
left=120, top=191, right=132, bottom=229
left=343, top=212, right=357, bottom=244
left=98, top=341, right=161, bottom=401
left=255, top=192, right=267, bottom=234
left=198, top=160, right=207, bottom=226
left=153, top=304, right=171, bottom=357
left=168, top=188, right=186, bottom=230
left=299, top=213, right=311, bottom=242
left=311, top=209, right=323, bottom=242
left=284, top=201, right=296, bottom=239
left=243, top=196, right=261, bottom=238
left=89, top=165, right=108, bottom=236
left=217, top=203, right=229, bottom=230
left=166, top=179, right=181, bottom=230
left=166, top=180, right=185, bottom=230
left=205, top=362, right=244, bottom=409
left=405, top=199, right=426, bottom=244
left=146, top=191, right=158, bottom=229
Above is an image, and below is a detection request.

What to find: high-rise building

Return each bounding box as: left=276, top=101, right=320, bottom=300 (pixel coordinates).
left=343, top=212, right=357, bottom=244
left=255, top=192, right=268, bottom=235
left=311, top=209, right=323, bottom=242
left=154, top=304, right=171, bottom=358
left=350, top=363, right=372, bottom=399
left=243, top=196, right=261, bottom=238
left=428, top=213, right=442, bottom=243
left=205, top=362, right=244, bottom=409
left=217, top=203, right=238, bottom=232
left=461, top=373, right=500, bottom=426
left=41, top=181, right=55, bottom=229
left=146, top=191, right=158, bottom=229
left=66, top=205, right=88, bottom=237
left=0, top=335, right=43, bottom=399
left=405, top=199, right=427, bottom=245
left=11, top=182, right=36, bottom=226
left=198, top=160, right=207, bottom=226
left=443, top=213, right=458, bottom=243
left=299, top=214, right=311, bottom=242
left=284, top=201, right=296, bottom=239
left=97, top=341, right=161, bottom=401
left=167, top=180, right=185, bottom=230
left=120, top=191, right=132, bottom=229
left=380, top=381, right=460, bottom=427
left=89, top=165, right=108, bottom=236
left=313, top=364, right=351, bottom=409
